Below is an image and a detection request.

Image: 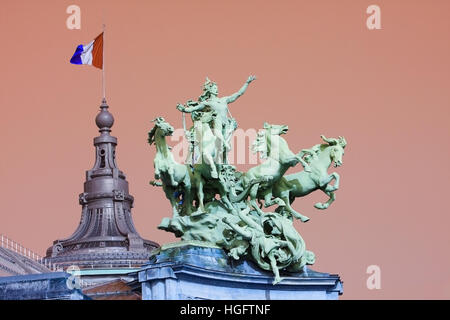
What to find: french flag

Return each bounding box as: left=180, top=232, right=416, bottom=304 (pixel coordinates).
left=70, top=33, right=103, bottom=69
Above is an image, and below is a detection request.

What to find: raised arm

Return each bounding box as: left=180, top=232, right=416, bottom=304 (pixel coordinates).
left=226, top=75, right=256, bottom=104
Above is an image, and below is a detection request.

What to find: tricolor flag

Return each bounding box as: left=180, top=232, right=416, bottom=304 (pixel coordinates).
left=70, top=33, right=103, bottom=69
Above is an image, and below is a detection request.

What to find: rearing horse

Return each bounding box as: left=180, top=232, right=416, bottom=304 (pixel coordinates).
left=230, top=122, right=310, bottom=214
left=272, top=135, right=347, bottom=222
left=148, top=117, right=194, bottom=216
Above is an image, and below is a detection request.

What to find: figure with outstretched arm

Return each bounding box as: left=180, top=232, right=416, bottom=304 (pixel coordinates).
left=177, top=76, right=256, bottom=156
left=226, top=75, right=256, bottom=104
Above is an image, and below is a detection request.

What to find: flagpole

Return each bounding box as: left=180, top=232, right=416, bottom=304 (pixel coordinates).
left=102, top=24, right=106, bottom=101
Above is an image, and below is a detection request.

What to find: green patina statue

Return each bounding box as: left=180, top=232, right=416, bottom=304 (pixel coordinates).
left=177, top=76, right=254, bottom=165
left=148, top=77, right=347, bottom=285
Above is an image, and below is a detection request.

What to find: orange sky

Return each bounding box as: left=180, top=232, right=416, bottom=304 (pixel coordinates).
left=0, top=0, right=449, bottom=299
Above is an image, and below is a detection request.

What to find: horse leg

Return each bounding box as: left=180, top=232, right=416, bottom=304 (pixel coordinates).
left=196, top=178, right=206, bottom=213
left=182, top=174, right=194, bottom=215
left=183, top=190, right=194, bottom=215
left=263, top=191, right=286, bottom=208
left=319, top=172, right=340, bottom=191
left=222, top=195, right=237, bottom=213
left=314, top=190, right=336, bottom=210
left=249, top=183, right=265, bottom=215
left=203, top=153, right=218, bottom=178
left=280, top=194, right=310, bottom=222
left=329, top=172, right=340, bottom=190
left=163, top=186, right=179, bottom=218
left=215, top=181, right=236, bottom=213
left=154, top=168, right=161, bottom=180
left=167, top=167, right=178, bottom=187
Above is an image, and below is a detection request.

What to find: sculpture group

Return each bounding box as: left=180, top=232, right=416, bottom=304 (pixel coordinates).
left=148, top=77, right=347, bottom=284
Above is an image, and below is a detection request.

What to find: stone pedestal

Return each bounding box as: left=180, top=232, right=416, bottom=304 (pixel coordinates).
left=138, top=241, right=343, bottom=300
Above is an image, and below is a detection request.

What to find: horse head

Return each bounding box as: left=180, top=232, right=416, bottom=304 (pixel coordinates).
left=263, top=122, right=289, bottom=136
left=148, top=117, right=174, bottom=145
left=320, top=135, right=347, bottom=167
left=252, top=122, right=290, bottom=160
